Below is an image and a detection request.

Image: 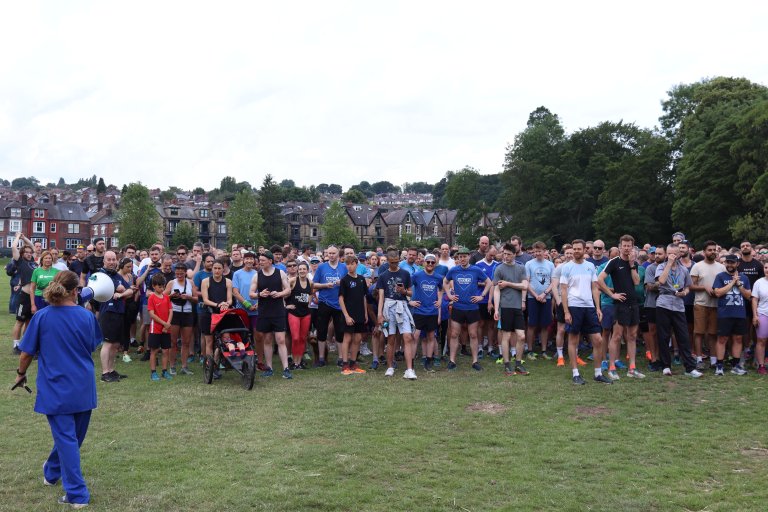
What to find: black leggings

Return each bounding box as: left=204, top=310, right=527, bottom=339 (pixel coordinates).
left=316, top=302, right=344, bottom=343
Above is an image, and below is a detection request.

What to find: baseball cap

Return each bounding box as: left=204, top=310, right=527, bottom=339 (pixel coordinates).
left=261, top=250, right=274, bottom=261
left=724, top=254, right=739, bottom=263
left=309, top=256, right=320, bottom=263
left=424, top=254, right=437, bottom=262
left=457, top=246, right=470, bottom=255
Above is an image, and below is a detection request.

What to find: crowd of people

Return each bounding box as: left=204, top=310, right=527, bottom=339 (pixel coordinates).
left=9, top=230, right=768, bottom=385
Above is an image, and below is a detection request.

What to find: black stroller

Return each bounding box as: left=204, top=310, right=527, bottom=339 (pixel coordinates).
left=204, top=309, right=257, bottom=390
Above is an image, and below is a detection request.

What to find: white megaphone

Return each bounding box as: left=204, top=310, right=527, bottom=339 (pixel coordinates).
left=80, top=272, right=115, bottom=302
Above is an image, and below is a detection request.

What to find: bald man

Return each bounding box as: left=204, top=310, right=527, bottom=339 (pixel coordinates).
left=587, top=239, right=609, bottom=267
left=97, top=251, right=135, bottom=382
left=469, top=236, right=490, bottom=265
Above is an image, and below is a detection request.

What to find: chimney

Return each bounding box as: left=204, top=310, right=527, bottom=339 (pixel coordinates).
left=52, top=194, right=57, bottom=205
left=21, top=194, right=28, bottom=205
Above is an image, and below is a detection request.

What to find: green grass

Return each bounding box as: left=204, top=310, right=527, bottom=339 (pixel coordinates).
left=2, top=270, right=768, bottom=511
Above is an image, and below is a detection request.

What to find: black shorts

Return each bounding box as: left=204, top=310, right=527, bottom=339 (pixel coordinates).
left=16, top=291, right=32, bottom=322
left=148, top=333, right=172, bottom=350
left=717, top=317, right=747, bottom=337
left=499, top=307, right=525, bottom=332
left=172, top=311, right=193, bottom=327
left=413, top=314, right=439, bottom=332
left=614, top=302, right=640, bottom=326
left=257, top=315, right=287, bottom=333
left=343, top=321, right=367, bottom=334
left=565, top=307, right=601, bottom=335
left=644, top=307, right=656, bottom=324
left=198, top=310, right=213, bottom=335
left=451, top=308, right=480, bottom=325
left=555, top=302, right=565, bottom=324
left=684, top=305, right=693, bottom=324
left=478, top=305, right=493, bottom=321
left=99, top=311, right=125, bottom=343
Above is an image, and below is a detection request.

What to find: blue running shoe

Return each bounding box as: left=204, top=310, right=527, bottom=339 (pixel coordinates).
left=614, top=360, right=627, bottom=370
left=447, top=361, right=457, bottom=371
left=601, top=360, right=609, bottom=371
left=150, top=371, right=160, bottom=382
left=261, top=368, right=274, bottom=378
left=370, top=359, right=379, bottom=370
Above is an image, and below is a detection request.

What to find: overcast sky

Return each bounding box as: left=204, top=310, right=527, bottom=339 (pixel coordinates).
left=1, top=1, right=766, bottom=192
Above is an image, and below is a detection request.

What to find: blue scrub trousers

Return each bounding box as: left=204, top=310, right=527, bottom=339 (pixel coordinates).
left=43, top=410, right=92, bottom=505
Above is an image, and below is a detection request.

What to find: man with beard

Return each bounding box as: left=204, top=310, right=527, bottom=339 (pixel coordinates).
left=690, top=241, right=726, bottom=368
left=79, top=238, right=106, bottom=289
left=713, top=254, right=752, bottom=376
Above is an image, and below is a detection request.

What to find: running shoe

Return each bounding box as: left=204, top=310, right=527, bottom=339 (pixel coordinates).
left=342, top=367, right=354, bottom=375
left=527, top=352, right=538, bottom=361
left=403, top=369, right=417, bottom=380
left=662, top=368, right=672, bottom=376
left=576, top=357, right=587, bottom=366
left=593, top=374, right=613, bottom=384
left=477, top=348, right=484, bottom=359
left=168, top=367, right=177, bottom=376
left=447, top=361, right=457, bottom=371
left=471, top=362, right=482, bottom=372
left=352, top=365, right=366, bottom=374
left=600, top=360, right=609, bottom=371
left=572, top=375, right=586, bottom=385
left=180, top=367, right=194, bottom=375
left=673, top=355, right=682, bottom=366
left=607, top=370, right=620, bottom=381
left=384, top=367, right=395, bottom=377
left=758, top=365, right=767, bottom=375
left=504, top=364, right=513, bottom=376
left=370, top=360, right=379, bottom=370
left=261, top=368, right=274, bottom=378
left=695, top=360, right=706, bottom=371
left=556, top=356, right=565, bottom=367
left=150, top=371, right=160, bottom=382
left=514, top=364, right=529, bottom=375
left=57, top=496, right=88, bottom=509
left=122, top=354, right=132, bottom=363
left=685, top=369, right=703, bottom=378
left=495, top=357, right=504, bottom=365
left=627, top=369, right=646, bottom=379
left=731, top=365, right=747, bottom=376
left=432, top=357, right=441, bottom=368
left=140, top=351, right=150, bottom=362
left=282, top=368, right=293, bottom=379
left=161, top=370, right=172, bottom=380
left=337, top=359, right=343, bottom=368
left=213, top=369, right=222, bottom=380
left=540, top=352, right=552, bottom=360
left=715, top=366, right=724, bottom=376
left=110, top=370, right=127, bottom=380
left=360, top=342, right=372, bottom=356
left=614, top=360, right=627, bottom=370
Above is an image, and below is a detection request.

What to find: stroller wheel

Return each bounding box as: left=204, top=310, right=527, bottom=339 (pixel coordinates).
left=203, top=355, right=215, bottom=384
left=242, top=355, right=256, bottom=390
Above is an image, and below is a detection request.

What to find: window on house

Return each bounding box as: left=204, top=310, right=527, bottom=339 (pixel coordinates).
left=69, top=224, right=80, bottom=234
left=10, top=220, right=22, bottom=232
left=33, top=221, right=45, bottom=233
left=35, top=209, right=45, bottom=218
left=311, top=227, right=318, bottom=237
left=199, top=209, right=209, bottom=218
left=50, top=223, right=56, bottom=233
left=10, top=208, right=21, bottom=217
left=170, top=209, right=179, bottom=216
left=66, top=239, right=82, bottom=249
left=405, top=224, right=411, bottom=234
left=217, top=224, right=226, bottom=234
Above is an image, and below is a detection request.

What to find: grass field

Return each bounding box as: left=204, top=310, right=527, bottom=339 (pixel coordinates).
left=2, top=268, right=768, bottom=511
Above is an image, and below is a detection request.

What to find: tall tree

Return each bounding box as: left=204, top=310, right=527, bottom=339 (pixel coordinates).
left=227, top=189, right=266, bottom=249
left=670, top=77, right=768, bottom=246
left=57, top=177, right=66, bottom=187
left=11, top=176, right=39, bottom=189
left=116, top=183, right=162, bottom=249
left=259, top=174, right=285, bottom=246
left=444, top=167, right=494, bottom=243
left=327, top=184, right=342, bottom=194
left=171, top=221, right=197, bottom=249
left=96, top=177, right=107, bottom=194
left=320, top=202, right=358, bottom=248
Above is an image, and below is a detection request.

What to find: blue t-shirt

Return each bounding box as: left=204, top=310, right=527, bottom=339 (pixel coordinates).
left=525, top=258, right=555, bottom=299
left=713, top=271, right=751, bottom=318
left=398, top=260, right=420, bottom=275
left=474, top=260, right=499, bottom=305
left=445, top=264, right=488, bottom=311
left=313, top=262, right=347, bottom=310
left=231, top=268, right=258, bottom=315
left=411, top=270, right=443, bottom=316
left=19, top=305, right=102, bottom=415
left=376, top=268, right=412, bottom=301
left=193, top=270, right=212, bottom=311
left=99, top=271, right=129, bottom=315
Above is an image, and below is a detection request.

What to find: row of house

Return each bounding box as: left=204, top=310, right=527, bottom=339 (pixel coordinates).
left=1, top=192, right=505, bottom=253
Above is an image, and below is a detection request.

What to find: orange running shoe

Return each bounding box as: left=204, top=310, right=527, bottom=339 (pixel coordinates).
left=576, top=357, right=587, bottom=366
left=352, top=365, right=367, bottom=374
left=342, top=367, right=354, bottom=375
left=557, top=356, right=565, bottom=367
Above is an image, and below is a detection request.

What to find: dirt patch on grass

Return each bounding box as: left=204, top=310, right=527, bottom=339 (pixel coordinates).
left=741, top=447, right=768, bottom=457
left=465, top=402, right=507, bottom=414
left=574, top=406, right=611, bottom=417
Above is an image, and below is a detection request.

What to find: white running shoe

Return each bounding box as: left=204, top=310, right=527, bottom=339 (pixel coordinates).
left=627, top=369, right=646, bottom=379
left=662, top=368, right=673, bottom=376
left=608, top=370, right=620, bottom=380
left=403, top=369, right=417, bottom=380
left=685, top=369, right=703, bottom=378
left=384, top=367, right=395, bottom=377
left=359, top=342, right=372, bottom=356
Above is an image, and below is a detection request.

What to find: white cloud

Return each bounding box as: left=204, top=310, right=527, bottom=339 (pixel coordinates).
left=1, top=0, right=766, bottom=190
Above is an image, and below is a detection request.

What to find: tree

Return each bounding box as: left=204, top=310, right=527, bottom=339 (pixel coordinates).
left=116, top=183, right=162, bottom=249
left=57, top=177, right=66, bottom=187
left=227, top=189, right=266, bottom=249
left=171, top=221, right=197, bottom=249
left=96, top=177, right=107, bottom=194
left=327, top=184, right=342, bottom=194
left=371, top=181, right=399, bottom=194
left=445, top=167, right=492, bottom=243
left=342, top=188, right=368, bottom=204
left=354, top=181, right=375, bottom=197
left=316, top=183, right=330, bottom=194
left=670, top=77, right=768, bottom=246
left=11, top=176, right=39, bottom=189
left=259, top=174, right=285, bottom=246
left=397, top=233, right=419, bottom=249
left=320, top=202, right=358, bottom=247
left=279, top=179, right=296, bottom=188
left=403, top=181, right=433, bottom=194
left=192, top=187, right=205, bottom=195
left=432, top=174, right=450, bottom=208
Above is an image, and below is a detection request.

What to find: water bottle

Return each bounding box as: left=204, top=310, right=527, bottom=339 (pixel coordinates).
left=382, top=321, right=389, bottom=336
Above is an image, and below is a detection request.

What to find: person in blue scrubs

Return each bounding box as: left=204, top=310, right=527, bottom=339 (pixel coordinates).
left=14, top=270, right=103, bottom=508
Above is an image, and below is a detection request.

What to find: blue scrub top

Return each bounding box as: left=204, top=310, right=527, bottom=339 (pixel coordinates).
left=19, top=305, right=102, bottom=415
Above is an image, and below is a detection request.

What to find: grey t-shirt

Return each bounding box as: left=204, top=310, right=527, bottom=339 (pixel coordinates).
left=654, top=263, right=692, bottom=313
left=644, top=262, right=659, bottom=308
left=493, top=262, right=526, bottom=309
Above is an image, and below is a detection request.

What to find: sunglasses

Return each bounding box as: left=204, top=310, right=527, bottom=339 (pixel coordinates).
left=286, top=264, right=297, bottom=268
left=425, top=261, right=436, bottom=265
left=593, top=246, right=605, bottom=250
left=177, top=252, right=187, bottom=256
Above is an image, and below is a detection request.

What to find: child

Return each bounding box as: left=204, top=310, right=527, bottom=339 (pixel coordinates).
left=147, top=273, right=173, bottom=381
left=338, top=254, right=368, bottom=375
left=221, top=332, right=245, bottom=353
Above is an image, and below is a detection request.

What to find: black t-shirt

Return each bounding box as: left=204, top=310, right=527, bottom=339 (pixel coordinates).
left=15, top=256, right=37, bottom=286
left=84, top=254, right=104, bottom=276
left=375, top=268, right=412, bottom=301
left=738, top=258, right=764, bottom=286
left=69, top=258, right=84, bottom=277
left=602, top=256, right=638, bottom=304
left=339, top=274, right=368, bottom=322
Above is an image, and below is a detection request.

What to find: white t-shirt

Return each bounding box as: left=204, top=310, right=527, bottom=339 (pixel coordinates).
left=752, top=277, right=768, bottom=317
left=438, top=258, right=455, bottom=270
left=560, top=260, right=598, bottom=308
